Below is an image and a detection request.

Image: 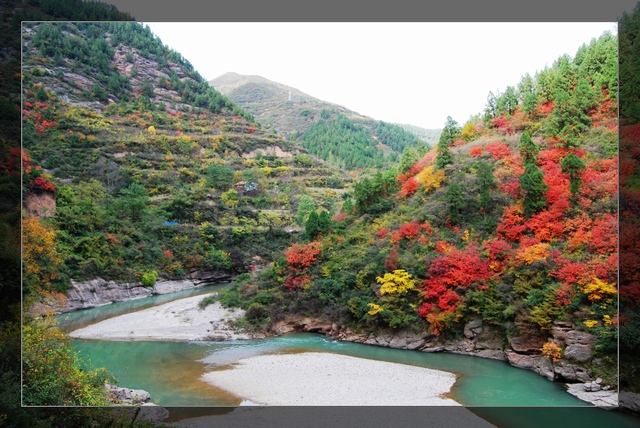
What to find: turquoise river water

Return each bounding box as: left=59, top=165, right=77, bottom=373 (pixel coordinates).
left=58, top=285, right=639, bottom=427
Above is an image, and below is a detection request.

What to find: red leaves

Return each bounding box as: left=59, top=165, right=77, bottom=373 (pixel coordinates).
left=284, top=275, right=311, bottom=291
left=484, top=142, right=512, bottom=159
left=400, top=177, right=419, bottom=197
left=525, top=200, right=567, bottom=241
left=589, top=214, right=617, bottom=255
left=284, top=242, right=321, bottom=291
left=376, top=228, right=388, bottom=239
left=390, top=221, right=433, bottom=244
left=30, top=177, right=55, bottom=192
left=420, top=244, right=492, bottom=322
left=491, top=116, right=513, bottom=135
left=285, top=242, right=321, bottom=271
left=538, top=100, right=554, bottom=115
left=331, top=212, right=346, bottom=222
left=469, top=146, right=483, bottom=157
left=496, top=205, right=527, bottom=242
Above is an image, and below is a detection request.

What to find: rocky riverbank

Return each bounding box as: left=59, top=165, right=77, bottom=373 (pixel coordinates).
left=37, top=271, right=232, bottom=314
left=268, top=314, right=618, bottom=409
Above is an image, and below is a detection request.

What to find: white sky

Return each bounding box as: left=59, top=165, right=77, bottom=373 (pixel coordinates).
left=145, top=22, right=617, bottom=130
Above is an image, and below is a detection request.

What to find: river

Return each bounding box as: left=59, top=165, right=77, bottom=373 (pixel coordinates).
left=58, top=286, right=639, bottom=427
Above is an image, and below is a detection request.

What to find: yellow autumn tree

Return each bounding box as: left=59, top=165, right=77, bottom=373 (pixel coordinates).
left=367, top=303, right=383, bottom=315
left=22, top=216, right=62, bottom=294
left=376, top=269, right=416, bottom=295
left=582, top=278, right=616, bottom=302
left=415, top=165, right=445, bottom=192
left=515, top=243, right=551, bottom=265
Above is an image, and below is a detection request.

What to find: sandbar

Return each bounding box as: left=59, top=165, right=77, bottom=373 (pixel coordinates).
left=201, top=351, right=460, bottom=406
left=68, top=294, right=248, bottom=341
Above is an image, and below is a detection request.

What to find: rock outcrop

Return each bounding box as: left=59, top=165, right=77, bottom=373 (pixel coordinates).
left=566, top=379, right=618, bottom=408
left=58, top=275, right=228, bottom=313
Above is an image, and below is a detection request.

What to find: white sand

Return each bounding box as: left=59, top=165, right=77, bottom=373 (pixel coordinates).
left=68, top=294, right=249, bottom=341
left=201, top=352, right=461, bottom=406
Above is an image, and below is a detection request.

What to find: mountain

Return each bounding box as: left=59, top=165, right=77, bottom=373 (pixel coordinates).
left=210, top=72, right=438, bottom=170
left=210, top=72, right=362, bottom=138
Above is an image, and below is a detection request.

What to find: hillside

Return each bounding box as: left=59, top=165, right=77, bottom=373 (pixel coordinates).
left=211, top=72, right=437, bottom=170
left=218, top=30, right=620, bottom=390
left=20, top=21, right=354, bottom=299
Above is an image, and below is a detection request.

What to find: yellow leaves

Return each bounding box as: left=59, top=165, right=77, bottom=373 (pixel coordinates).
left=462, top=229, right=470, bottom=242
left=541, top=342, right=562, bottom=362
left=584, top=320, right=599, bottom=328
left=415, top=165, right=445, bottom=192
left=367, top=303, right=383, bottom=315
left=22, top=217, right=62, bottom=290
left=321, top=265, right=331, bottom=278
left=376, top=269, right=416, bottom=295
left=582, top=278, right=616, bottom=302
left=515, top=243, right=551, bottom=265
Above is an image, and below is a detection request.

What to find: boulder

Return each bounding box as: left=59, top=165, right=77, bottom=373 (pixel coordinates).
left=563, top=343, right=593, bottom=362
left=553, top=361, right=592, bottom=382
left=105, top=384, right=151, bottom=405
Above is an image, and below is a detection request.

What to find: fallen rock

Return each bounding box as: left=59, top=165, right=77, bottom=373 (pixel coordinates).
left=105, top=384, right=151, bottom=405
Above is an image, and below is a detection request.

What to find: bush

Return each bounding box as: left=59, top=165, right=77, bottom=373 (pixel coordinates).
left=140, top=270, right=157, bottom=287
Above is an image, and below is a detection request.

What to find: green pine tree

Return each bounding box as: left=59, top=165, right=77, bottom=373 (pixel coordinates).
left=520, top=163, right=549, bottom=218
left=519, top=131, right=539, bottom=166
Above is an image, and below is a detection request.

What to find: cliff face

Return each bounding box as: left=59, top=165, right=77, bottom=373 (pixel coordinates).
left=55, top=270, right=232, bottom=312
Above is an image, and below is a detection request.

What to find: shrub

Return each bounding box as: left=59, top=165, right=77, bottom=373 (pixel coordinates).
left=140, top=270, right=157, bottom=287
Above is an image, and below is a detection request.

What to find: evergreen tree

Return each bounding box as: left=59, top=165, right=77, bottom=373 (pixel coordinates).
left=435, top=116, right=459, bottom=170
left=399, top=146, right=420, bottom=173
left=318, top=210, right=332, bottom=236
left=305, top=211, right=320, bottom=241
left=519, top=131, right=539, bottom=166
left=520, top=163, right=549, bottom=218
left=476, top=162, right=496, bottom=214
left=296, top=195, right=316, bottom=225
left=446, top=182, right=464, bottom=225
left=560, top=153, right=587, bottom=196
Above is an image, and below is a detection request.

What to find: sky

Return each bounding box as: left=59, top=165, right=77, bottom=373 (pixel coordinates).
left=144, top=22, right=617, bottom=130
